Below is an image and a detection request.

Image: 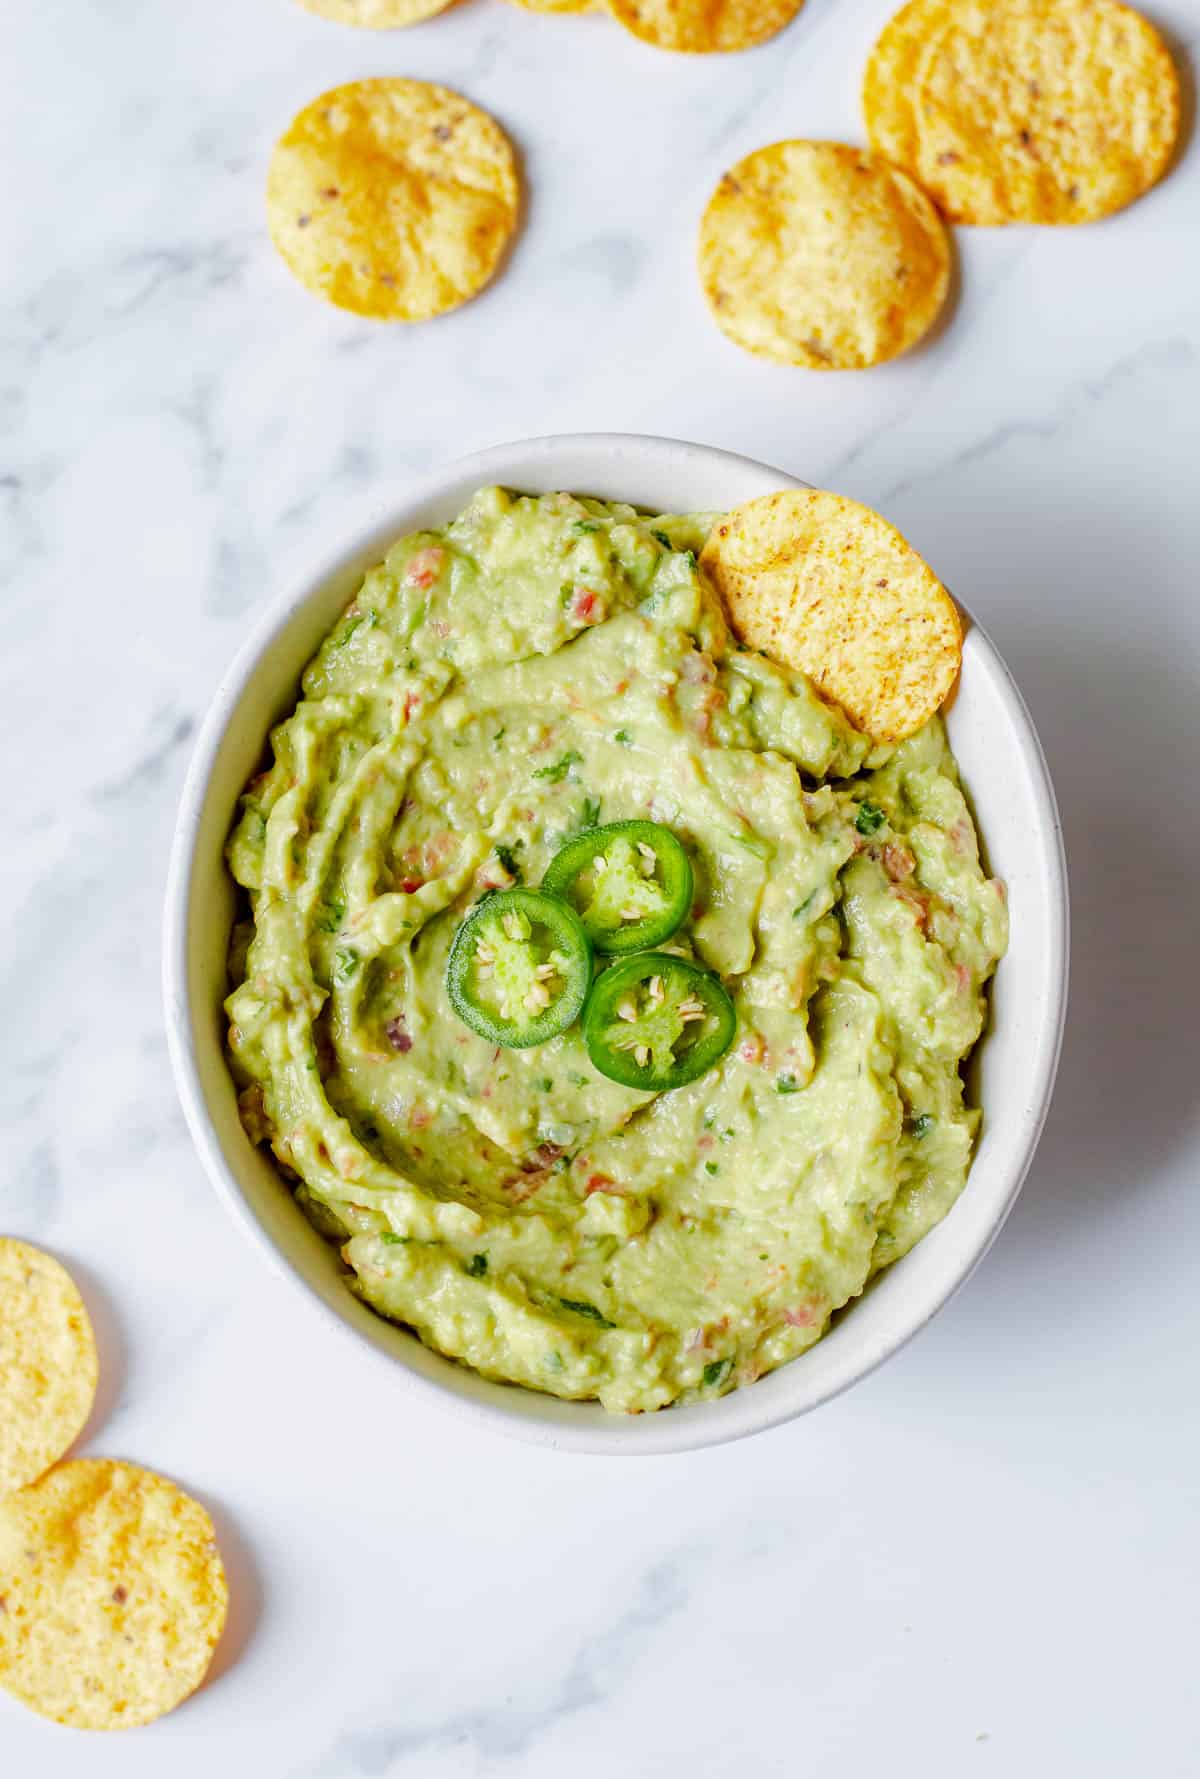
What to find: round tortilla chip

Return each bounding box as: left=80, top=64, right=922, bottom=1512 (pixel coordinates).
left=608, top=0, right=803, bottom=54
left=267, top=79, right=521, bottom=322
left=0, top=1239, right=97, bottom=1495
left=698, top=141, right=951, bottom=369
left=861, top=0, right=931, bottom=177
left=293, top=0, right=458, bottom=23
left=0, top=1460, right=228, bottom=1731
left=504, top=0, right=600, bottom=12
left=864, top=0, right=1179, bottom=225
left=700, top=490, right=962, bottom=742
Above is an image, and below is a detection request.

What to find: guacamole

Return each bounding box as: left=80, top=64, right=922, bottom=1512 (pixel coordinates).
left=225, top=488, right=1007, bottom=1413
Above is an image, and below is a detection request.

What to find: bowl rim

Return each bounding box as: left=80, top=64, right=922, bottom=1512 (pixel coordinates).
left=163, top=431, right=1069, bottom=1456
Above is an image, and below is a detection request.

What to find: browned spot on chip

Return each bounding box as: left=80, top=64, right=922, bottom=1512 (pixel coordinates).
left=700, top=489, right=962, bottom=741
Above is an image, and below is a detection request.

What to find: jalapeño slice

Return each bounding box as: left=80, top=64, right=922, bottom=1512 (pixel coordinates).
left=541, top=821, right=693, bottom=955
left=583, top=952, right=736, bottom=1091
left=446, top=889, right=592, bottom=1050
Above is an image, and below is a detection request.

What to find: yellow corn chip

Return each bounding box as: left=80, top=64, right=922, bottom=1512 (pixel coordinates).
left=608, top=0, right=803, bottom=54
left=293, top=0, right=459, bottom=23
left=267, top=79, right=521, bottom=321
left=504, top=0, right=601, bottom=12
left=701, top=490, right=962, bottom=741
left=0, top=1459, right=228, bottom=1730
left=864, top=0, right=1179, bottom=224
left=698, top=141, right=951, bottom=369
left=0, top=1239, right=97, bottom=1496
left=860, top=0, right=930, bottom=178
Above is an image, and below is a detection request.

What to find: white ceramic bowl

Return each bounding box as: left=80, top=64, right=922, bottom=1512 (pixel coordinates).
left=164, top=433, right=1068, bottom=1456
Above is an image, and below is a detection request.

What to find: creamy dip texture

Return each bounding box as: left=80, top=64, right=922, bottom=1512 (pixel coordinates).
left=225, top=488, right=1007, bottom=1412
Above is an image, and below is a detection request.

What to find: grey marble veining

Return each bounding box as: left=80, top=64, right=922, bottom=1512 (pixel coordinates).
left=3, top=0, right=1199, bottom=1772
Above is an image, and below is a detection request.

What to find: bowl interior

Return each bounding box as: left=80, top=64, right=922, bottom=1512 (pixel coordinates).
left=165, top=434, right=1066, bottom=1455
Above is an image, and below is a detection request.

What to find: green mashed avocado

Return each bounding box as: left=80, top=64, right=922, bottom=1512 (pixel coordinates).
left=225, top=487, right=1007, bottom=1413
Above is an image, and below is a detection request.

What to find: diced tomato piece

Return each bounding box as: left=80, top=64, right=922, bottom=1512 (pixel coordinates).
left=891, top=884, right=931, bottom=931
left=881, top=841, right=916, bottom=882
left=406, top=546, right=444, bottom=591
left=571, top=588, right=604, bottom=625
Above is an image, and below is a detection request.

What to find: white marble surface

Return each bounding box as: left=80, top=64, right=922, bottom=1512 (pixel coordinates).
left=4, top=0, right=1200, bottom=1768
